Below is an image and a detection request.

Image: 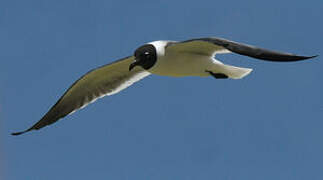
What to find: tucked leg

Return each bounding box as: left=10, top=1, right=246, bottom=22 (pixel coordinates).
left=208, top=62, right=253, bottom=79
left=206, top=70, right=228, bottom=79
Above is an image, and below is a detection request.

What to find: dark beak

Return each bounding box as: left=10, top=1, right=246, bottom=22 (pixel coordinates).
left=129, top=59, right=139, bottom=71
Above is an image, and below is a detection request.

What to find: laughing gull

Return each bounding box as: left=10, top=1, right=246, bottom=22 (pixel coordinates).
left=12, top=37, right=317, bottom=135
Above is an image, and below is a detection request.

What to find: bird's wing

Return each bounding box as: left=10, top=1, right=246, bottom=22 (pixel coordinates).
left=166, top=37, right=317, bottom=61
left=12, top=56, right=150, bottom=135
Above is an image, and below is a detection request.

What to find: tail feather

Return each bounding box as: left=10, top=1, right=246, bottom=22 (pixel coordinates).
left=211, top=63, right=252, bottom=79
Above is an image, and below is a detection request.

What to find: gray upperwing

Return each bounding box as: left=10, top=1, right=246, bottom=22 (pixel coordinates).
left=12, top=56, right=150, bottom=135
left=168, top=37, right=317, bottom=61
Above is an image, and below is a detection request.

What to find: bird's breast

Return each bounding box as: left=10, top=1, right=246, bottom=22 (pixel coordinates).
left=147, top=53, right=213, bottom=77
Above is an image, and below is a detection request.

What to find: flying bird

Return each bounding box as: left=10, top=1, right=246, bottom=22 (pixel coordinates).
left=12, top=37, right=317, bottom=136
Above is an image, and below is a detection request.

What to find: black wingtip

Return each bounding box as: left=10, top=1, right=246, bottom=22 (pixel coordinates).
left=11, top=129, right=31, bottom=136
left=280, top=54, right=319, bottom=62
left=11, top=132, right=24, bottom=136
left=303, top=55, right=319, bottom=60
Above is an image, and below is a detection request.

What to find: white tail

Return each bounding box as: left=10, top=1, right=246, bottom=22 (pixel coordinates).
left=211, top=63, right=253, bottom=79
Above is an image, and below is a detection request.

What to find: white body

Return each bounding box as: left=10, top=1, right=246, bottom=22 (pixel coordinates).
left=148, top=41, right=252, bottom=79
left=149, top=52, right=213, bottom=77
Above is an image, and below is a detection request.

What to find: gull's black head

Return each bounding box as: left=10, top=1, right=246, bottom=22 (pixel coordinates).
left=129, top=44, right=157, bottom=71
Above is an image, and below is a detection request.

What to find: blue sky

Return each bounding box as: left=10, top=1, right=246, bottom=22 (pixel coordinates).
left=1, top=0, right=322, bottom=179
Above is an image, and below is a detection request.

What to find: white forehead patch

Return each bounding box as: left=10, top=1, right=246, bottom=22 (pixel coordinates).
left=148, top=40, right=171, bottom=57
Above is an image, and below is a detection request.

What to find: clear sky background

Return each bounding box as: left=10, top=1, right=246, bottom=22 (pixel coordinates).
left=1, top=0, right=322, bottom=179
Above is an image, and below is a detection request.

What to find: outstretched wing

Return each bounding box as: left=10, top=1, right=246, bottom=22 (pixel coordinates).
left=12, top=56, right=150, bottom=135
left=167, top=37, right=317, bottom=61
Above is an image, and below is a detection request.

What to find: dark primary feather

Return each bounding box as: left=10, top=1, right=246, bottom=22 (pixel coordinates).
left=171, top=37, right=317, bottom=61
left=12, top=56, right=149, bottom=136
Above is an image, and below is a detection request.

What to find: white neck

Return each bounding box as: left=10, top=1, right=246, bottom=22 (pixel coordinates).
left=148, top=40, right=171, bottom=57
